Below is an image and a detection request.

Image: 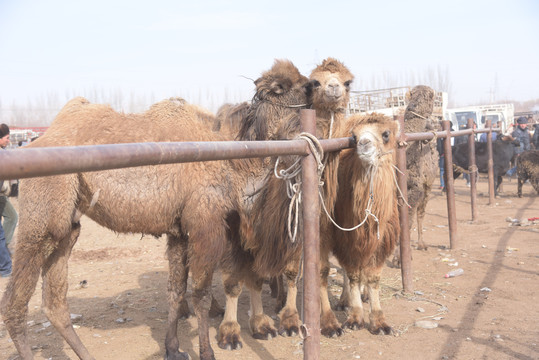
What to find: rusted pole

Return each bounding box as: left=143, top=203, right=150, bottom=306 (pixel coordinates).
left=396, top=116, right=413, bottom=293
left=442, top=120, right=458, bottom=249
left=486, top=120, right=496, bottom=204
left=467, top=118, right=477, bottom=221
left=0, top=140, right=309, bottom=181
left=300, top=109, right=320, bottom=360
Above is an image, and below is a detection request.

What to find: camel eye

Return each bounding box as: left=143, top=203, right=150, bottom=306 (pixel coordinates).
left=312, top=80, right=321, bottom=88
left=382, top=130, right=390, bottom=143
left=344, top=80, right=352, bottom=89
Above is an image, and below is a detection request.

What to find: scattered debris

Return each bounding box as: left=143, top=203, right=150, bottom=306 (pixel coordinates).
left=480, top=287, right=492, bottom=292
left=444, top=268, right=464, bottom=278
left=416, top=307, right=425, bottom=313
left=415, top=320, right=438, bottom=329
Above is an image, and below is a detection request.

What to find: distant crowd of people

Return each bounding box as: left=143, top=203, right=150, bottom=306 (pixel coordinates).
left=436, top=115, right=539, bottom=191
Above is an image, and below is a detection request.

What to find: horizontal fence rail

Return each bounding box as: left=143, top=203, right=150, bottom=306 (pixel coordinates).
left=0, top=138, right=356, bottom=181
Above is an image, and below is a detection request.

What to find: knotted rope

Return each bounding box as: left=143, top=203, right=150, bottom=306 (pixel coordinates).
left=274, top=132, right=325, bottom=242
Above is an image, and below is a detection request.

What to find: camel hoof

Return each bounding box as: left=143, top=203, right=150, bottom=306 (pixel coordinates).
left=278, top=307, right=300, bottom=337
left=165, top=350, right=190, bottom=360
left=218, top=337, right=243, bottom=351
left=321, top=325, right=344, bottom=338
left=252, top=327, right=277, bottom=340
left=250, top=314, right=277, bottom=340
left=369, top=324, right=393, bottom=335
left=343, top=319, right=365, bottom=331
left=218, top=321, right=242, bottom=350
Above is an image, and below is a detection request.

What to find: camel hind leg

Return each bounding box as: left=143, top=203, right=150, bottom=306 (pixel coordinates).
left=363, top=267, right=393, bottom=335
left=41, top=222, right=95, bottom=359
left=164, top=233, right=190, bottom=360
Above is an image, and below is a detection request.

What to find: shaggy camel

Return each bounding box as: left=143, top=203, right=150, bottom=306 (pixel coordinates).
left=164, top=59, right=315, bottom=359
left=212, top=101, right=250, bottom=136
left=234, top=58, right=355, bottom=340
left=319, top=113, right=400, bottom=336
left=0, top=60, right=312, bottom=360
left=391, top=85, right=438, bottom=266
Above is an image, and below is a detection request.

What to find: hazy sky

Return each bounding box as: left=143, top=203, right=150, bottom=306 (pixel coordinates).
left=1, top=0, right=538, bottom=112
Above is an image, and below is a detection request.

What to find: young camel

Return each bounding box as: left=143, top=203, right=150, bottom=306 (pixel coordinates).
left=320, top=113, right=400, bottom=336
left=0, top=60, right=312, bottom=360
left=235, top=58, right=355, bottom=339
left=391, top=85, right=437, bottom=266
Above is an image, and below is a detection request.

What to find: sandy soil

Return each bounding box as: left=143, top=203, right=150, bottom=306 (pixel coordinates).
left=0, top=175, right=538, bottom=360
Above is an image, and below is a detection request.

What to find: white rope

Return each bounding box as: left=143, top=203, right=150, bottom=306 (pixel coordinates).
left=274, top=132, right=325, bottom=242
left=392, top=164, right=412, bottom=209
left=319, top=174, right=380, bottom=239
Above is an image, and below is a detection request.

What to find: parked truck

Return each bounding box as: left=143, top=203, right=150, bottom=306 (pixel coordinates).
left=348, top=86, right=448, bottom=121
left=444, top=103, right=514, bottom=137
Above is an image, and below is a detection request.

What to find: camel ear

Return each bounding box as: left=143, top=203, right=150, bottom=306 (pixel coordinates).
left=394, top=119, right=401, bottom=138
left=303, top=81, right=313, bottom=99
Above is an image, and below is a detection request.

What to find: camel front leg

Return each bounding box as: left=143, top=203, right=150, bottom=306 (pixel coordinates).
left=164, top=233, right=190, bottom=360
left=342, top=272, right=366, bottom=330
left=247, top=275, right=277, bottom=340
left=278, top=261, right=301, bottom=337
left=218, top=272, right=244, bottom=350
left=320, top=259, right=343, bottom=337
left=364, top=268, right=393, bottom=335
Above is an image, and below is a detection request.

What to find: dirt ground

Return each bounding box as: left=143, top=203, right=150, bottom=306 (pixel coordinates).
left=0, top=175, right=538, bottom=360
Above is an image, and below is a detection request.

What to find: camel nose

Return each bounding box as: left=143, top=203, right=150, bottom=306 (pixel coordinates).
left=326, top=82, right=342, bottom=98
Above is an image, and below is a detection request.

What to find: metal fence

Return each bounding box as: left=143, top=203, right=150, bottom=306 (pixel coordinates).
left=0, top=110, right=499, bottom=359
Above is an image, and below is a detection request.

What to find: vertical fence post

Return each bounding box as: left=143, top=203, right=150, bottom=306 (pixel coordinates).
left=300, top=109, right=320, bottom=360
left=396, top=116, right=413, bottom=293
left=467, top=118, right=478, bottom=221
left=442, top=120, right=458, bottom=249
left=486, top=120, right=495, bottom=204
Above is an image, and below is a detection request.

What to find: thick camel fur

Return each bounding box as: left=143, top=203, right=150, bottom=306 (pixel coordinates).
left=517, top=149, right=539, bottom=197
left=319, top=113, right=400, bottom=336
left=392, top=85, right=438, bottom=266
left=213, top=101, right=250, bottom=136
left=0, top=59, right=313, bottom=360
left=238, top=58, right=354, bottom=337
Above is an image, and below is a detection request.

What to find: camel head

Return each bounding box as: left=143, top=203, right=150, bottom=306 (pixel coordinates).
left=309, top=58, right=354, bottom=114
left=346, top=113, right=400, bottom=174
left=237, top=59, right=311, bottom=140
left=404, top=85, right=435, bottom=122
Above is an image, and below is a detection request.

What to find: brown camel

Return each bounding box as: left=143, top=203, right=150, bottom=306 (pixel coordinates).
left=319, top=113, right=400, bottom=336
left=232, top=58, right=355, bottom=339
left=0, top=60, right=312, bottom=360
left=212, top=101, right=250, bottom=136
left=392, top=85, right=438, bottom=266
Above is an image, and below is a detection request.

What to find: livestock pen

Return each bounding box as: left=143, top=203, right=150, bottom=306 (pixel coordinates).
left=0, top=110, right=500, bottom=359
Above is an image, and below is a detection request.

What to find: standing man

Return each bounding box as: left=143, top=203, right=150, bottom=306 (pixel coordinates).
left=506, top=117, right=531, bottom=176
left=0, top=124, right=19, bottom=251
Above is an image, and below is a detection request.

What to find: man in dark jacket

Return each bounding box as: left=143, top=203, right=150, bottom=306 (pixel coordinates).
left=507, top=116, right=531, bottom=176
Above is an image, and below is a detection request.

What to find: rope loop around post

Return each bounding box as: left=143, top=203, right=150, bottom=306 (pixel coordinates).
left=274, top=132, right=325, bottom=242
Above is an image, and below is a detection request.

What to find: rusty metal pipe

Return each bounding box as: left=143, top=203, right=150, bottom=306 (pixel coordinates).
left=0, top=140, right=311, bottom=181
left=300, top=109, right=320, bottom=360
left=467, top=118, right=478, bottom=221
left=486, top=120, right=496, bottom=204
left=442, top=120, right=458, bottom=249
left=396, top=116, right=413, bottom=293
